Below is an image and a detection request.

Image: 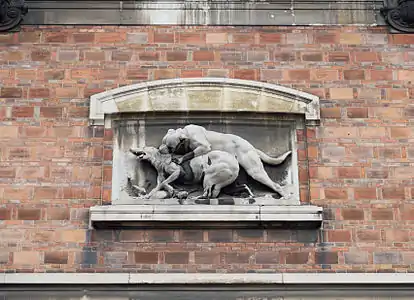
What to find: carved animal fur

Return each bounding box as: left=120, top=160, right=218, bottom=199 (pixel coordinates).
left=159, top=124, right=292, bottom=198
left=130, top=146, right=252, bottom=199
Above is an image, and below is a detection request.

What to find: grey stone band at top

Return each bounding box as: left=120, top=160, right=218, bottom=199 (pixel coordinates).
left=24, top=0, right=384, bottom=26
left=2, top=273, right=414, bottom=284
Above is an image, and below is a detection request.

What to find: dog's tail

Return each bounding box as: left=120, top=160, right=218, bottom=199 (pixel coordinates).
left=256, top=149, right=292, bottom=165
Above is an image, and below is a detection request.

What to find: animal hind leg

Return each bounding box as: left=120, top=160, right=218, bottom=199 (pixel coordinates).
left=239, top=153, right=286, bottom=198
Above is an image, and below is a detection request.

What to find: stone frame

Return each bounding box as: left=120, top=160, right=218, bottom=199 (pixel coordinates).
left=88, top=78, right=322, bottom=228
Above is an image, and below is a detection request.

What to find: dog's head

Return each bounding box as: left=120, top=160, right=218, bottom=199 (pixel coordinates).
left=159, top=128, right=187, bottom=154
left=129, top=146, right=158, bottom=160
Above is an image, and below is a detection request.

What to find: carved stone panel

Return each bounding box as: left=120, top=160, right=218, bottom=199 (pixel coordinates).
left=111, top=113, right=301, bottom=206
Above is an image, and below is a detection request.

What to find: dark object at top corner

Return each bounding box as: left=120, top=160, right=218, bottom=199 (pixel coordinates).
left=381, top=0, right=414, bottom=33
left=0, top=0, right=28, bottom=32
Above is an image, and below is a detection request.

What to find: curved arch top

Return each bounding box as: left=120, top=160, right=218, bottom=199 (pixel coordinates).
left=89, top=78, right=320, bottom=126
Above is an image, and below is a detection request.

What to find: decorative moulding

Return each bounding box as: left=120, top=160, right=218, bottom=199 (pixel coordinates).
left=0, top=0, right=28, bottom=32
left=89, top=205, right=323, bottom=229
left=89, top=77, right=320, bottom=127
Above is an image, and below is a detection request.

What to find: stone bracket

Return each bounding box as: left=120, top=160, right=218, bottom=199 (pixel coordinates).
left=89, top=78, right=320, bottom=127
left=89, top=205, right=323, bottom=229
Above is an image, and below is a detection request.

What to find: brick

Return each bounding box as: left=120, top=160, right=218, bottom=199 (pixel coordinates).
left=321, top=107, right=341, bottom=118
left=0, top=208, right=11, bottom=220
left=206, top=33, right=228, bottom=44
left=354, top=51, right=378, bottom=62
left=34, top=187, right=59, bottom=200
left=208, top=230, right=233, bottom=242
left=234, top=69, right=256, bottom=80
left=327, top=230, right=351, bottom=242
left=138, top=52, right=159, bottom=61
left=13, top=251, right=40, bottom=265
left=260, top=70, right=282, bottom=81
left=382, top=187, right=405, bottom=200
left=372, top=209, right=393, bottom=220
left=181, top=69, right=203, bottom=78
left=342, top=208, right=364, bottom=220
left=302, top=52, right=323, bottom=61
left=154, top=32, right=174, bottom=43
left=339, top=33, right=362, bottom=44
left=47, top=208, right=70, bottom=220
left=44, top=252, right=68, bottom=264
left=73, top=33, right=95, bottom=43
left=127, top=68, right=149, bottom=80
left=19, top=31, right=41, bottom=43
left=286, top=252, right=309, bottom=264
left=259, top=33, right=282, bottom=43
left=134, top=252, right=158, bottom=264
left=373, top=252, right=402, bottom=264
left=347, top=107, right=368, bottom=118
left=325, top=188, right=347, bottom=200
left=40, top=107, right=63, bottom=118
left=359, top=127, right=386, bottom=138
left=328, top=52, right=350, bottom=62
left=273, top=52, right=295, bottom=61
left=148, top=230, right=174, bottom=242
left=236, top=230, right=263, bottom=242
left=195, top=252, right=220, bottom=264
left=392, top=34, right=414, bottom=44
left=370, top=70, right=393, bottom=81
left=45, top=32, right=68, bottom=43
left=5, top=51, right=24, bottom=61
left=354, top=188, right=377, bottom=200
left=60, top=230, right=86, bottom=243
left=220, top=52, right=243, bottom=62
left=193, top=51, right=214, bottom=61
left=179, top=230, right=203, bottom=242
left=344, top=70, right=365, bottom=80
left=385, top=230, right=409, bottom=242
left=31, top=49, right=50, bottom=61
left=153, top=69, right=178, bottom=80
left=7, top=147, right=31, bottom=160
left=287, top=70, right=310, bottom=80
left=311, top=69, right=338, bottom=81
left=128, top=32, right=148, bottom=44
left=84, top=51, right=105, bottom=61
left=165, top=252, right=189, bottom=264
left=166, top=51, right=187, bottom=61
left=247, top=51, right=269, bottom=61
left=255, top=252, right=279, bottom=264
left=0, top=252, right=10, bottom=264
left=391, top=127, right=412, bottom=138
left=97, top=32, right=127, bottom=43
left=55, top=87, right=78, bottom=98
left=58, top=51, right=78, bottom=61
left=329, top=88, right=353, bottom=99
left=1, top=87, right=22, bottom=98
left=178, top=32, right=205, bottom=44
left=315, top=252, right=338, bottom=264
left=18, top=208, right=41, bottom=220
left=12, top=106, right=33, bottom=118
left=357, top=230, right=380, bottom=241
left=30, top=88, right=50, bottom=98
left=337, top=167, right=361, bottom=179
left=344, top=252, right=368, bottom=264
left=0, top=167, right=16, bottom=178
left=111, top=51, right=132, bottom=61
left=315, top=32, right=338, bottom=44
left=222, top=252, right=251, bottom=264
left=398, top=70, right=414, bottom=81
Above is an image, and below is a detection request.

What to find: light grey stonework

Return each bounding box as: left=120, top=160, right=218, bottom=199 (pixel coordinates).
left=24, top=0, right=385, bottom=26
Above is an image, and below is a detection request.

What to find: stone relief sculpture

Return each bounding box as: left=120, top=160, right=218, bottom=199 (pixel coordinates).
left=128, top=124, right=292, bottom=203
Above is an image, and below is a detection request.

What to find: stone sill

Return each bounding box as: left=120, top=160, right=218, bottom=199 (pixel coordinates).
left=89, top=205, right=323, bottom=229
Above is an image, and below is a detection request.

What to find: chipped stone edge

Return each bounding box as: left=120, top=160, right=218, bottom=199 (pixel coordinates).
left=3, top=273, right=414, bottom=285
left=89, top=78, right=320, bottom=126
left=89, top=204, right=323, bottom=226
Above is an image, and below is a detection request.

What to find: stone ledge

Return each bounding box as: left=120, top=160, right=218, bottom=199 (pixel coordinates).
left=89, top=204, right=322, bottom=229
left=3, top=273, right=414, bottom=285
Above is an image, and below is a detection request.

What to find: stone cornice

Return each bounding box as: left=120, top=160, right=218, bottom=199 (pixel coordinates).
left=24, top=0, right=384, bottom=26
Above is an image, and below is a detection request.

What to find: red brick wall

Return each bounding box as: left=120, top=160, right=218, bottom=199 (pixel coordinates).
left=0, top=25, right=413, bottom=272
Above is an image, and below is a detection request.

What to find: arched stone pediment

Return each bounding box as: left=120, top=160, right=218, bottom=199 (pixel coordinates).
left=89, top=78, right=320, bottom=126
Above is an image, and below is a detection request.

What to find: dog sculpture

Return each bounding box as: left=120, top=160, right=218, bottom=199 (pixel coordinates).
left=159, top=124, right=292, bottom=198
left=130, top=146, right=253, bottom=199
